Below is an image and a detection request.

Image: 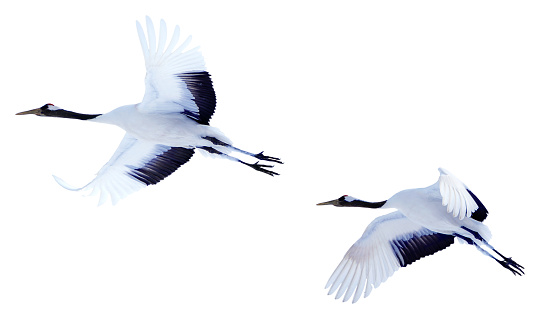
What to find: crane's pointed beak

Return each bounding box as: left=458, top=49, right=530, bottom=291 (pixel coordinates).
left=16, top=108, right=42, bottom=116
left=316, top=198, right=340, bottom=206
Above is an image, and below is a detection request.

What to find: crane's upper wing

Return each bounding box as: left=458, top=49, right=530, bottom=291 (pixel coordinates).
left=326, top=211, right=455, bottom=303
left=136, top=17, right=216, bottom=125
left=53, top=133, right=194, bottom=205
left=437, top=167, right=479, bottom=220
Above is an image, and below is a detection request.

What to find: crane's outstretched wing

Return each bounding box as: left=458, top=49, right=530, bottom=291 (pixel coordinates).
left=326, top=211, right=455, bottom=303
left=136, top=17, right=216, bottom=125
left=437, top=167, right=479, bottom=220
left=53, top=134, right=194, bottom=205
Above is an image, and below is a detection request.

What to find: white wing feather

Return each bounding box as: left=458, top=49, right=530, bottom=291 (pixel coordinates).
left=136, top=17, right=206, bottom=114
left=437, top=167, right=479, bottom=220
left=53, top=134, right=175, bottom=205
left=326, top=212, right=427, bottom=302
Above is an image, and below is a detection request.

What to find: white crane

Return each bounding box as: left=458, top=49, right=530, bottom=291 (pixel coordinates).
left=317, top=168, right=524, bottom=303
left=16, top=17, right=282, bottom=205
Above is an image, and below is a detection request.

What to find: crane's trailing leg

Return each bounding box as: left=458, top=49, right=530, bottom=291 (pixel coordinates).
left=238, top=160, right=279, bottom=176
left=201, top=135, right=282, bottom=169
left=454, top=231, right=524, bottom=276
left=199, top=146, right=279, bottom=176
left=481, top=244, right=525, bottom=275
left=202, top=136, right=282, bottom=164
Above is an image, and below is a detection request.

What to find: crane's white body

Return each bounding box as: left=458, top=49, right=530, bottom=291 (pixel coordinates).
left=383, top=181, right=490, bottom=242
left=93, top=104, right=231, bottom=149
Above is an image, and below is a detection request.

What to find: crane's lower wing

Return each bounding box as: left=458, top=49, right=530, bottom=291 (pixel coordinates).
left=53, top=134, right=194, bottom=205
left=326, top=211, right=455, bottom=303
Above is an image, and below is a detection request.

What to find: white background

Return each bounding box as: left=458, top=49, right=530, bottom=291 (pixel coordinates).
left=0, top=1, right=538, bottom=318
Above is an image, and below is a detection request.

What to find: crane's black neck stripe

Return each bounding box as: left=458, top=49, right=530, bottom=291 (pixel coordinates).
left=358, top=200, right=387, bottom=208
left=44, top=109, right=101, bottom=120
left=338, top=196, right=386, bottom=208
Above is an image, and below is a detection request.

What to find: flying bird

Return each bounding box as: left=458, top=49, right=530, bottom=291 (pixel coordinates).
left=317, top=168, right=524, bottom=303
left=16, top=17, right=282, bottom=205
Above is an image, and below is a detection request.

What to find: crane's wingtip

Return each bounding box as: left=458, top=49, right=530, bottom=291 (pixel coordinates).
left=438, top=167, right=449, bottom=175
left=52, top=175, right=82, bottom=191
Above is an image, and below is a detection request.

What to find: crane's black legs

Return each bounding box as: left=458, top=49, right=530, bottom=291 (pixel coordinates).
left=200, top=136, right=282, bottom=176
left=201, top=136, right=282, bottom=163
left=495, top=258, right=525, bottom=276
left=482, top=245, right=525, bottom=276
left=231, top=148, right=283, bottom=164
left=199, top=145, right=280, bottom=176
left=455, top=228, right=525, bottom=276
left=237, top=159, right=279, bottom=176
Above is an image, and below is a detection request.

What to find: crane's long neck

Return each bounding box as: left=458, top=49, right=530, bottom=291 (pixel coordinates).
left=341, top=198, right=387, bottom=208
left=48, top=109, right=102, bottom=120
left=317, top=195, right=387, bottom=208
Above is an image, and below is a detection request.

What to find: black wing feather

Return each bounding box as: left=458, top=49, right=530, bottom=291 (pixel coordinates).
left=178, top=71, right=216, bottom=125
left=468, top=190, right=489, bottom=222
left=391, top=233, right=455, bottom=267
left=128, top=147, right=195, bottom=185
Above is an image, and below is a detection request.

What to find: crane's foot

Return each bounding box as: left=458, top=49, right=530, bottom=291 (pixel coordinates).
left=254, top=151, right=283, bottom=164
left=242, top=161, right=279, bottom=176
left=498, top=257, right=525, bottom=276
left=505, top=257, right=525, bottom=274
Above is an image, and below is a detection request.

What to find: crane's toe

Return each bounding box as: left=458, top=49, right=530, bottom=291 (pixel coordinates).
left=506, top=257, right=525, bottom=273
left=254, top=151, right=283, bottom=164
left=498, top=258, right=525, bottom=276
left=242, top=161, right=279, bottom=176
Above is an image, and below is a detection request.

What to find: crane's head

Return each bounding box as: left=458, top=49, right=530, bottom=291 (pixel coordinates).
left=16, top=103, right=60, bottom=116
left=317, top=195, right=387, bottom=208
left=16, top=104, right=100, bottom=120
left=317, top=195, right=357, bottom=207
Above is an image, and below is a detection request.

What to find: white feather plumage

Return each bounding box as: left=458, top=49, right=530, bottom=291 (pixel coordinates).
left=325, top=212, right=430, bottom=302
left=136, top=17, right=204, bottom=115
left=438, top=167, right=479, bottom=219
left=54, top=134, right=171, bottom=205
